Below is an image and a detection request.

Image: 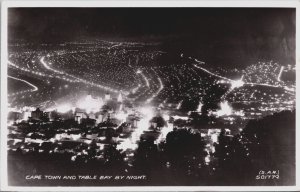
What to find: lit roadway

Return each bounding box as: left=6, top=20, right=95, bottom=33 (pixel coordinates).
left=8, top=75, right=38, bottom=96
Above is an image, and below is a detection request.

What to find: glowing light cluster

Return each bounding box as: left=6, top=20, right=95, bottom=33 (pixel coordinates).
left=192, top=56, right=295, bottom=96
left=115, top=111, right=127, bottom=123
left=117, top=106, right=154, bottom=151
left=157, top=121, right=173, bottom=142
left=216, top=101, right=233, bottom=117
left=230, top=78, right=245, bottom=90
left=56, top=104, right=72, bottom=113
left=76, top=95, right=104, bottom=113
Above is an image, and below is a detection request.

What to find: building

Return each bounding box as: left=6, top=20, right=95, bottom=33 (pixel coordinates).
left=126, top=114, right=139, bottom=128
left=60, top=110, right=74, bottom=120
left=87, top=112, right=96, bottom=120
left=96, top=113, right=104, bottom=124
left=49, top=110, right=61, bottom=121
left=31, top=108, right=43, bottom=120
left=81, top=117, right=96, bottom=128
left=8, top=111, right=22, bottom=122
left=117, top=93, right=123, bottom=103
left=75, top=111, right=87, bottom=124
left=104, top=93, right=111, bottom=101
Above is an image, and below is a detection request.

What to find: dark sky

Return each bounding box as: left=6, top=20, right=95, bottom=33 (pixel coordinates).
left=8, top=8, right=296, bottom=65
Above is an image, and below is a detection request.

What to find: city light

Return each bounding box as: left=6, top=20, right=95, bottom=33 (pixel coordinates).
left=56, top=104, right=72, bottom=113
left=196, top=102, right=203, bottom=112
left=76, top=95, right=104, bottom=113
left=8, top=75, right=38, bottom=96
left=230, top=78, right=245, bottom=90
left=216, top=101, right=233, bottom=117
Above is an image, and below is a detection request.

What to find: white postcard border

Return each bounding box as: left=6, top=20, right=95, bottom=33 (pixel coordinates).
left=1, top=0, right=299, bottom=191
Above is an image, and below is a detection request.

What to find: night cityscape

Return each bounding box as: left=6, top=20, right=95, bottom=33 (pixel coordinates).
left=6, top=8, right=295, bottom=186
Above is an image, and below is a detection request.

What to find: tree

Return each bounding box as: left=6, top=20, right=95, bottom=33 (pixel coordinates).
left=150, top=116, right=167, bottom=129
left=215, top=110, right=295, bottom=185
left=242, top=110, right=295, bottom=185
left=164, top=128, right=206, bottom=179
left=134, top=137, right=161, bottom=171
left=103, top=145, right=125, bottom=166
left=189, top=111, right=213, bottom=129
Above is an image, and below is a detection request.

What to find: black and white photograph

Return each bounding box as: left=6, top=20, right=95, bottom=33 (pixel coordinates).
left=1, top=0, right=299, bottom=190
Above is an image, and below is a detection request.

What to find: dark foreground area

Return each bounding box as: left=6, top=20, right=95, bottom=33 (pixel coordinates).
left=8, top=110, right=295, bottom=186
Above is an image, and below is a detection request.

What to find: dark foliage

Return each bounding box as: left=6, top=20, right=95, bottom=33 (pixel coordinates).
left=214, top=110, right=295, bottom=185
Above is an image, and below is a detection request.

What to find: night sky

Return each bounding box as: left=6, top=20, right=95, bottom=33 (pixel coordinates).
left=8, top=8, right=295, bottom=66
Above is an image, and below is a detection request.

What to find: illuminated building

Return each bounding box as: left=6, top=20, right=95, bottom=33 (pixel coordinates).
left=126, top=114, right=139, bottom=128
left=117, top=93, right=123, bottom=103
left=77, top=94, right=104, bottom=113
left=96, top=112, right=105, bottom=124
left=105, top=93, right=111, bottom=101
left=75, top=111, right=87, bottom=124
